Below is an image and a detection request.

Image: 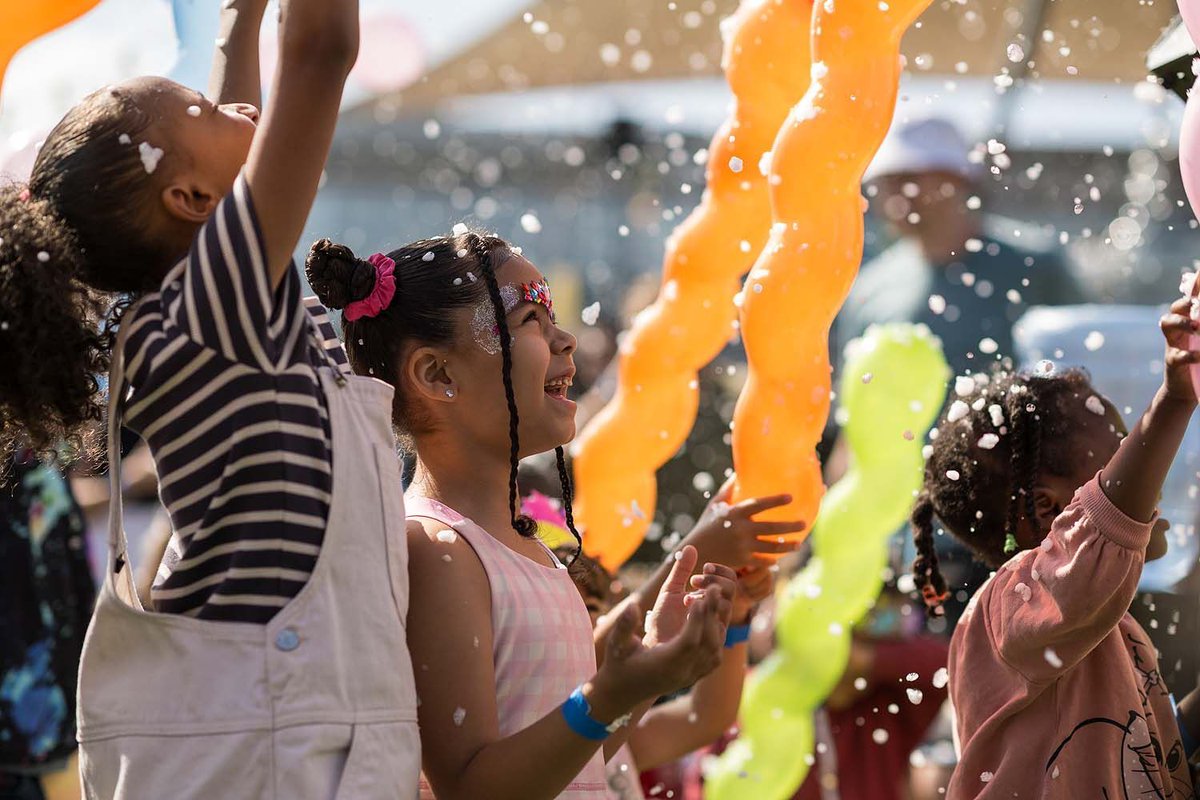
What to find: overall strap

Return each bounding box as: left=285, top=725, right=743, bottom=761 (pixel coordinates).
left=105, top=302, right=144, bottom=608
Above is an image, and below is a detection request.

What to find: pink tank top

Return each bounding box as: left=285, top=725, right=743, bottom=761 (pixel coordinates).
left=408, top=497, right=607, bottom=799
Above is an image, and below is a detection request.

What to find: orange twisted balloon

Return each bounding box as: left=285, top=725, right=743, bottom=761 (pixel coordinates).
left=0, top=1, right=101, bottom=94
left=574, top=0, right=813, bottom=571
left=731, top=0, right=933, bottom=528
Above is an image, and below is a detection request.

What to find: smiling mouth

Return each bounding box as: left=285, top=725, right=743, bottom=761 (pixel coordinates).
left=544, top=376, right=573, bottom=399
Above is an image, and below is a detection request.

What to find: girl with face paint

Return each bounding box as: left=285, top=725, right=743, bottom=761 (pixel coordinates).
left=305, top=229, right=738, bottom=800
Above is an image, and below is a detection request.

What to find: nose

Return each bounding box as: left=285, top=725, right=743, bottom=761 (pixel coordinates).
left=228, top=102, right=260, bottom=123
left=553, top=325, right=577, bottom=356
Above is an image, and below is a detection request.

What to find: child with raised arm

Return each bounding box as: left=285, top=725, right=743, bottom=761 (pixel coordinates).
left=0, top=1, right=420, bottom=796
left=912, top=292, right=1200, bottom=797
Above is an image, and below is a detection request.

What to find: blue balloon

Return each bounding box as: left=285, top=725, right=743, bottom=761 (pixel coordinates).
left=169, top=0, right=220, bottom=91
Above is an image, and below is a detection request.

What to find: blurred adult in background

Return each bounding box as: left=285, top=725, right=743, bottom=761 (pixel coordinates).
left=838, top=115, right=1084, bottom=378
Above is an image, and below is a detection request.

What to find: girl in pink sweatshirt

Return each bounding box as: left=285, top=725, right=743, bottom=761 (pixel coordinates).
left=911, top=293, right=1200, bottom=798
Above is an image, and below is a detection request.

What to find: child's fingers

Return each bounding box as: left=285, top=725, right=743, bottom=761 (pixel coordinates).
left=712, top=473, right=737, bottom=503
left=702, top=562, right=738, bottom=581
left=744, top=519, right=807, bottom=538
left=749, top=536, right=802, bottom=555
left=1170, top=295, right=1196, bottom=315
left=604, top=604, right=640, bottom=661
left=690, top=572, right=738, bottom=601
left=731, top=494, right=794, bottom=518
left=1165, top=348, right=1200, bottom=368
left=1161, top=311, right=1197, bottom=338
left=662, top=545, right=699, bottom=593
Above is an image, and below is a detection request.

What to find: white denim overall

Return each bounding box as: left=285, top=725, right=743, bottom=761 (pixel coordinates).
left=77, top=314, right=419, bottom=799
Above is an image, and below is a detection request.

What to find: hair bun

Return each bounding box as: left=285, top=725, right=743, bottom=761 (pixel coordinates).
left=305, top=239, right=377, bottom=311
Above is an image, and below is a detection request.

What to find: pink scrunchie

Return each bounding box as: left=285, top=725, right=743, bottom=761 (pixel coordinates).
left=344, top=253, right=396, bottom=321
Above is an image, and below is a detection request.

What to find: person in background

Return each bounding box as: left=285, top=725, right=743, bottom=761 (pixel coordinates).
left=839, top=115, right=1083, bottom=378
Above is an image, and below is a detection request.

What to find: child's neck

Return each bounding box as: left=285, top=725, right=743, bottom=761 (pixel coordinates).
left=409, top=448, right=521, bottom=540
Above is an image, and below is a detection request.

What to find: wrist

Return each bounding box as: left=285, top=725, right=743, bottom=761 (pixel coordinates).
left=583, top=673, right=636, bottom=725
left=1156, top=383, right=1198, bottom=411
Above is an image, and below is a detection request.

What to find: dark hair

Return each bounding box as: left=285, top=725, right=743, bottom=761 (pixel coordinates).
left=911, top=365, right=1098, bottom=612
left=306, top=227, right=583, bottom=558
left=0, top=86, right=169, bottom=456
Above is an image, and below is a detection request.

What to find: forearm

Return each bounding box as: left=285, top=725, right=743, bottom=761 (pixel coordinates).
left=629, top=645, right=747, bottom=771
left=208, top=0, right=267, bottom=105
left=1177, top=687, right=1200, bottom=754
left=1101, top=387, right=1196, bottom=522
left=433, top=711, right=606, bottom=800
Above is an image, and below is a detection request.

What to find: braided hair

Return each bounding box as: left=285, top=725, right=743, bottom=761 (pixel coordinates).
left=911, top=365, right=1099, bottom=614
left=306, top=227, right=583, bottom=559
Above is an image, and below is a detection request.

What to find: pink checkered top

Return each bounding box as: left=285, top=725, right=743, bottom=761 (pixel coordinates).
left=408, top=497, right=608, bottom=799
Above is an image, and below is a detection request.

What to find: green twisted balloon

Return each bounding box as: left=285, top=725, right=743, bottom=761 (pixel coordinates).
left=706, top=323, right=949, bottom=799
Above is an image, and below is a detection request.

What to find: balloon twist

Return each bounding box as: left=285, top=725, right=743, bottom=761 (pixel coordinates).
left=706, top=324, right=948, bottom=799
left=573, top=0, right=813, bottom=571
left=1175, top=0, right=1200, bottom=394
left=729, top=0, right=933, bottom=528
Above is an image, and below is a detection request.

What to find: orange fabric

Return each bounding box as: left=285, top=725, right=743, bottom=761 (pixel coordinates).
left=0, top=2, right=101, bottom=93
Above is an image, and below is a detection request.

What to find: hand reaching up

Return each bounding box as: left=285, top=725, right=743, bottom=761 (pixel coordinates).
left=682, top=475, right=806, bottom=569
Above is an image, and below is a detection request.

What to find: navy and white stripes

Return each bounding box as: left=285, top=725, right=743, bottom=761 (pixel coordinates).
left=122, top=175, right=348, bottom=623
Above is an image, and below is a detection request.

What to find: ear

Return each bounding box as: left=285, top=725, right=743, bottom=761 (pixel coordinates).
left=406, top=345, right=455, bottom=403
left=161, top=181, right=219, bottom=225
left=1030, top=484, right=1063, bottom=538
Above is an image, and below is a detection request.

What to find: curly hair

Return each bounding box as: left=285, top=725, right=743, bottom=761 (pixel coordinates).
left=911, top=365, right=1099, bottom=613
left=306, top=228, right=583, bottom=560
left=0, top=84, right=173, bottom=458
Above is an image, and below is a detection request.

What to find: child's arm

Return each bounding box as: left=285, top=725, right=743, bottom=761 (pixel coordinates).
left=407, top=526, right=731, bottom=800
left=244, top=0, right=358, bottom=289
left=625, top=566, right=773, bottom=770
left=984, top=297, right=1199, bottom=682
left=208, top=0, right=267, bottom=107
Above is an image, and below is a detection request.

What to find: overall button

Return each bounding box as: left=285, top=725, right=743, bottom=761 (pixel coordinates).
left=275, top=628, right=300, bottom=652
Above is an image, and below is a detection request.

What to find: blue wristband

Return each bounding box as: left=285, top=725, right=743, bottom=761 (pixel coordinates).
left=725, top=624, right=751, bottom=648
left=561, top=686, right=610, bottom=741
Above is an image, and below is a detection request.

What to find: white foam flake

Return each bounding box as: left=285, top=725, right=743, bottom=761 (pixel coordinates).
left=138, top=142, right=164, bottom=174
left=954, top=376, right=976, bottom=397
left=36, top=251, right=50, bottom=263
left=1084, top=330, right=1105, bottom=351
left=186, top=105, right=202, bottom=117
left=435, top=529, right=457, bottom=544
left=452, top=222, right=469, bottom=236
left=581, top=301, right=601, bottom=326
left=978, top=433, right=1000, bottom=450
left=980, top=771, right=994, bottom=783
left=928, top=294, right=946, bottom=314
left=520, top=213, right=542, bottom=234
left=872, top=728, right=889, bottom=744
left=988, top=404, right=1004, bottom=427
left=947, top=400, right=970, bottom=423
left=1085, top=395, right=1106, bottom=416
left=728, top=156, right=743, bottom=173
left=907, top=688, right=924, bottom=705
left=453, top=707, right=467, bottom=726
left=1014, top=582, right=1032, bottom=602
left=422, top=252, right=435, bottom=262
left=932, top=667, right=949, bottom=688
left=946, top=469, right=961, bottom=481
left=1044, top=647, right=1063, bottom=668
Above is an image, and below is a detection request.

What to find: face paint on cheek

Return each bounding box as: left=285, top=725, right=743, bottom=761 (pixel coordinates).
left=470, top=280, right=557, bottom=354
left=471, top=285, right=520, bottom=355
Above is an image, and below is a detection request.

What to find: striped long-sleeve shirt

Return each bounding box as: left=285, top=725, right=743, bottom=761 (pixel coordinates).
left=121, top=174, right=349, bottom=624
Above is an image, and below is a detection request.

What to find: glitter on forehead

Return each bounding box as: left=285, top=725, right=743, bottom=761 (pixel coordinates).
left=469, top=279, right=556, bottom=354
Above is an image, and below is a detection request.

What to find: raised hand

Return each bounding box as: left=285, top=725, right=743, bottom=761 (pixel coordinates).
left=731, top=564, right=774, bottom=624
left=1159, top=293, right=1200, bottom=405
left=683, top=474, right=806, bottom=569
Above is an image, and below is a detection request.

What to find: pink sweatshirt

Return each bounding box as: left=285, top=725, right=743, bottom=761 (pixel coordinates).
left=948, top=477, right=1193, bottom=799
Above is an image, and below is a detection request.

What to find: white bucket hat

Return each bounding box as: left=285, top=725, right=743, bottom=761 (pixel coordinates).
left=864, top=115, right=981, bottom=183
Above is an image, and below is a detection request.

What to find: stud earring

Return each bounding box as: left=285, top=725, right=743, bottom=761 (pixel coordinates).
left=445, top=389, right=455, bottom=398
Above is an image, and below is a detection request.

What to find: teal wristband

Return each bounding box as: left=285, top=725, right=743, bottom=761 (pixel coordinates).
left=725, top=624, right=751, bottom=648
left=561, top=686, right=610, bottom=741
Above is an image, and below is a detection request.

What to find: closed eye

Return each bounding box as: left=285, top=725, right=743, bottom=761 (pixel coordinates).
left=523, top=310, right=539, bottom=324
